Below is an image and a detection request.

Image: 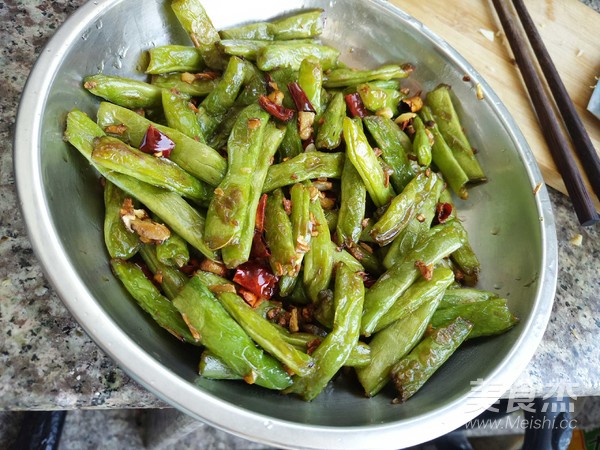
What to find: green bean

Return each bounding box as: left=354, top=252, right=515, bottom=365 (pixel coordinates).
left=161, top=89, right=204, bottom=143
left=156, top=232, right=189, bottom=268
left=172, top=276, right=292, bottom=390
left=303, top=194, right=334, bottom=303
left=420, top=105, right=469, bottom=199
left=220, top=122, right=285, bottom=268
left=430, top=298, right=518, bottom=339
left=374, top=267, right=455, bottom=333
left=391, top=317, right=473, bottom=402
left=450, top=221, right=480, bottom=286
left=330, top=242, right=365, bottom=273
left=362, top=117, right=413, bottom=192
left=111, top=258, right=197, bottom=344
left=91, top=136, right=212, bottom=204
left=265, top=189, right=297, bottom=276
left=138, top=244, right=188, bottom=300
left=235, top=62, right=267, bottom=107
left=151, top=73, right=219, bottom=97
left=257, top=41, right=340, bottom=71
left=278, top=120, right=304, bottom=161
left=286, top=263, right=364, bottom=400
left=323, top=64, right=413, bottom=88
left=206, top=105, right=244, bottom=150
left=356, top=284, right=444, bottom=397
left=356, top=82, right=402, bottom=116
left=412, top=115, right=433, bottom=167
left=146, top=45, right=203, bottom=74
left=298, top=56, right=323, bottom=115
left=219, top=39, right=315, bottom=60
left=360, top=221, right=466, bottom=336
left=382, top=175, right=443, bottom=269
left=343, top=244, right=385, bottom=276
left=370, top=171, right=439, bottom=246
left=83, top=74, right=162, bottom=109
left=315, top=92, right=345, bottom=150
left=96, top=102, right=226, bottom=186
left=220, top=22, right=274, bottom=40
left=324, top=208, right=339, bottom=232
left=425, top=84, right=486, bottom=182
left=439, top=288, right=499, bottom=309
left=196, top=56, right=247, bottom=139
left=204, top=105, right=269, bottom=251
left=263, top=151, right=344, bottom=192
left=270, top=10, right=324, bottom=40
left=336, top=157, right=366, bottom=246
left=346, top=342, right=371, bottom=368
left=171, top=0, right=225, bottom=69
left=65, top=111, right=217, bottom=260
left=343, top=117, right=395, bottom=208
left=199, top=350, right=241, bottom=380
left=218, top=292, right=314, bottom=376
left=103, top=180, right=140, bottom=259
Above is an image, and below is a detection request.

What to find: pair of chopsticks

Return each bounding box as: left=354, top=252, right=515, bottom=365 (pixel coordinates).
left=491, top=0, right=600, bottom=226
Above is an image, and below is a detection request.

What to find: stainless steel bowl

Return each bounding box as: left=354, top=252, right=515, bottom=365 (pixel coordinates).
left=14, top=0, right=557, bottom=448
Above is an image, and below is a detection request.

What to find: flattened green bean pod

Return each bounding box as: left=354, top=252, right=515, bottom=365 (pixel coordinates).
left=204, top=105, right=269, bottom=251
left=161, top=89, right=204, bottom=142
left=286, top=263, right=364, bottom=400
left=370, top=171, right=438, bottom=246
left=439, top=288, right=498, bottom=309
left=146, top=45, right=203, bottom=74
left=219, top=39, right=315, bottom=60
left=323, top=64, right=413, bottom=88
left=171, top=0, right=225, bottom=69
left=303, top=194, right=334, bottom=303
left=270, top=10, right=324, bottom=40
left=196, top=56, right=247, bottom=139
left=151, top=73, right=219, bottom=97
left=374, top=267, right=455, bottom=333
left=84, top=74, right=162, bottom=109
left=111, top=258, right=197, bottom=344
left=356, top=286, right=443, bottom=397
left=315, top=92, right=345, bottom=150
left=430, top=298, right=518, bottom=339
left=91, top=136, right=212, bottom=204
left=172, top=276, right=292, bottom=390
left=412, top=115, right=433, bottom=167
left=220, top=122, right=285, bottom=268
left=357, top=82, right=402, bottom=116
left=218, top=291, right=314, bottom=376
left=363, top=116, right=413, bottom=192
left=425, top=84, right=486, bottom=182
left=361, top=221, right=466, bottom=336
left=391, top=317, right=473, bottom=402
left=265, top=189, right=297, bottom=276
left=420, top=105, right=469, bottom=199
left=298, top=56, right=323, bottom=115
left=96, top=102, right=226, bottom=186
left=103, top=180, right=140, bottom=259
left=156, top=232, right=190, bottom=268
left=199, top=350, right=241, bottom=380
left=278, top=119, right=304, bottom=160
left=257, top=41, right=340, bottom=71
left=263, top=151, right=344, bottom=192
left=336, top=156, right=366, bottom=246
left=343, top=117, right=395, bottom=208
left=220, top=22, right=274, bottom=40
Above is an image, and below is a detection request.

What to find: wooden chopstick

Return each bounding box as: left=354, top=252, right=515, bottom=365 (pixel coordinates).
left=491, top=0, right=599, bottom=226
left=511, top=0, right=600, bottom=203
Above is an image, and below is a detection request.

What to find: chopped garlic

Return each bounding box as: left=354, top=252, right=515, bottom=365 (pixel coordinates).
left=569, top=234, right=583, bottom=246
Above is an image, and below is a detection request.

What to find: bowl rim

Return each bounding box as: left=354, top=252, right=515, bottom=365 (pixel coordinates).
left=13, top=0, right=558, bottom=448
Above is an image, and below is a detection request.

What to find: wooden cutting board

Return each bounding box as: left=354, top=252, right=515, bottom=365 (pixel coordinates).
left=393, top=0, right=600, bottom=212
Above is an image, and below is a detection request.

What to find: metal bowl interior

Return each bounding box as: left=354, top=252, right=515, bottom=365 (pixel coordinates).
left=14, top=0, right=557, bottom=448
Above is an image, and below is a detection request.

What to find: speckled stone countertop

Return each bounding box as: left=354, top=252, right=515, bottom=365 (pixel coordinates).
left=1, top=0, right=599, bottom=411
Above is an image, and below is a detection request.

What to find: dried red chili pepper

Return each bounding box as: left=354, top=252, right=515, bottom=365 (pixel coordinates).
left=287, top=82, right=315, bottom=113
left=233, top=260, right=278, bottom=300
left=344, top=93, right=368, bottom=118
left=255, top=194, right=268, bottom=233
left=258, top=95, right=294, bottom=122
left=139, top=124, right=175, bottom=157
left=250, top=230, right=271, bottom=259
left=436, top=202, right=453, bottom=224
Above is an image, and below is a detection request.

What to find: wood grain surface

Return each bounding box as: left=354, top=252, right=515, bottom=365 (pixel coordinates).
left=394, top=0, right=600, bottom=211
